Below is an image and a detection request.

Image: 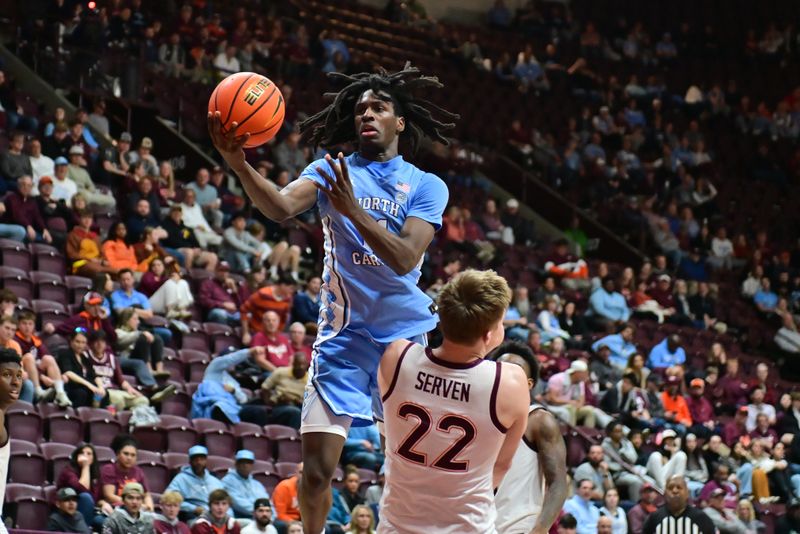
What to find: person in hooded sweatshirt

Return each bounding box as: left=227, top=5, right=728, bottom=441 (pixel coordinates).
left=102, top=482, right=154, bottom=534
left=165, top=445, right=226, bottom=520
left=47, top=487, right=91, bottom=533
left=153, top=492, right=191, bottom=534
left=221, top=450, right=271, bottom=519
left=191, top=489, right=240, bottom=534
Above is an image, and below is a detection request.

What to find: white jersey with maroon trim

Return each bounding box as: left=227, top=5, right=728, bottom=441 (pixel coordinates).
left=494, top=404, right=548, bottom=533
left=378, top=342, right=508, bottom=534
left=0, top=438, right=9, bottom=533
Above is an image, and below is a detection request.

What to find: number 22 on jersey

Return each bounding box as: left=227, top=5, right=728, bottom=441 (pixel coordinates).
left=395, top=402, right=476, bottom=472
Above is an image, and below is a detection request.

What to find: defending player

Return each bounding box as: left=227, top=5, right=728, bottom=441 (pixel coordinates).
left=0, top=348, right=23, bottom=534
left=208, top=65, right=458, bottom=533
left=378, top=270, right=530, bottom=533
left=490, top=341, right=569, bottom=534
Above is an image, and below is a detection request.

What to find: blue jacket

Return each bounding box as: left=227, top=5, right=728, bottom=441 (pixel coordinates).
left=344, top=424, right=381, bottom=454
left=327, top=488, right=351, bottom=526
left=191, top=349, right=252, bottom=422
left=588, top=289, right=631, bottom=322
left=221, top=468, right=270, bottom=518
left=647, top=338, right=686, bottom=369
left=592, top=334, right=637, bottom=369
left=291, top=291, right=320, bottom=325
left=164, top=466, right=225, bottom=515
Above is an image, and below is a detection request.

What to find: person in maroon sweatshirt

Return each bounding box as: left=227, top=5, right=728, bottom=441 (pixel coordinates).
left=154, top=491, right=191, bottom=534
left=191, top=490, right=240, bottom=534
left=686, top=378, right=717, bottom=438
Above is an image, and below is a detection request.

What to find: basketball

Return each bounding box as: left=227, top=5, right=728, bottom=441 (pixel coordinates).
left=208, top=72, right=285, bottom=148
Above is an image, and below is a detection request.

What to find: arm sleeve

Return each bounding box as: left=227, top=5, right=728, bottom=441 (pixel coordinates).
left=223, top=228, right=257, bottom=253
left=406, top=174, right=449, bottom=231
left=204, top=349, right=251, bottom=381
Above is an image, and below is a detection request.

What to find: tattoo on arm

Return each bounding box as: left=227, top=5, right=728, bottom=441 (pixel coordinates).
left=532, top=411, right=569, bottom=532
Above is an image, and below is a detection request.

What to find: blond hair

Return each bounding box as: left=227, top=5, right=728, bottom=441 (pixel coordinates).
left=348, top=504, right=376, bottom=533
left=160, top=491, right=184, bottom=505
left=437, top=269, right=511, bottom=345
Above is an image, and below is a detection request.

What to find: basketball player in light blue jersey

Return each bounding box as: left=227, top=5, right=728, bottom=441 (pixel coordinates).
left=208, top=64, right=458, bottom=534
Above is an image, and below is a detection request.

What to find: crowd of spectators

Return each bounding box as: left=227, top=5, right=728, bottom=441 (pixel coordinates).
left=2, top=0, right=800, bottom=533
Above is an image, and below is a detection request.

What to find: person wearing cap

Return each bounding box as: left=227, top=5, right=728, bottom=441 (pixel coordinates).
left=686, top=378, right=716, bottom=438
left=153, top=492, right=191, bottom=534
left=661, top=374, right=692, bottom=433
left=51, top=156, right=79, bottom=203
left=545, top=359, right=597, bottom=427
left=50, top=289, right=117, bottom=342
left=702, top=487, right=749, bottom=534
left=164, top=445, right=226, bottom=519
left=588, top=277, right=631, bottom=335
left=66, top=119, right=94, bottom=158
left=778, top=497, right=800, bottom=531
left=221, top=450, right=271, bottom=519
left=627, top=483, right=659, bottom=534
left=101, top=131, right=131, bottom=183
left=700, top=463, right=739, bottom=509
left=648, top=334, right=686, bottom=370
left=191, top=347, right=270, bottom=425
left=67, top=143, right=117, bottom=211
left=199, top=261, right=248, bottom=325
left=239, top=497, right=278, bottom=534
left=28, top=138, right=55, bottom=186
left=642, top=476, right=715, bottom=534
left=47, top=487, right=91, bottom=533
left=162, top=204, right=220, bottom=271
left=186, top=168, right=224, bottom=230
left=645, top=429, right=688, bottom=491
left=502, top=197, right=536, bottom=247
left=36, top=175, right=73, bottom=240
left=102, top=482, right=155, bottom=534
left=127, top=137, right=159, bottom=177
left=592, top=325, right=637, bottom=372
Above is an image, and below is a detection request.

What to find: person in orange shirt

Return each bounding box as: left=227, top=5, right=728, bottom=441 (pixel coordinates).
left=240, top=276, right=296, bottom=345
left=102, top=222, right=148, bottom=275
left=15, top=310, right=72, bottom=407
left=0, top=314, right=33, bottom=403
left=661, top=375, right=693, bottom=433
left=272, top=462, right=302, bottom=522
left=67, top=210, right=118, bottom=277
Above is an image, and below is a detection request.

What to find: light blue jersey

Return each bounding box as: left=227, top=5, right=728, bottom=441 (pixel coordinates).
left=299, top=152, right=448, bottom=424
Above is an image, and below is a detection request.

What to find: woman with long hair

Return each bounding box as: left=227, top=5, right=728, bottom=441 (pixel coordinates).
left=157, top=160, right=176, bottom=202
left=102, top=221, right=145, bottom=274
left=55, top=329, right=106, bottom=408
left=599, top=488, right=627, bottom=534
left=139, top=257, right=194, bottom=318
left=90, top=272, right=114, bottom=318
left=736, top=499, right=766, bottom=533
left=56, top=443, right=112, bottom=529
left=624, top=352, right=650, bottom=389
left=348, top=504, right=376, bottom=534
left=683, top=433, right=709, bottom=496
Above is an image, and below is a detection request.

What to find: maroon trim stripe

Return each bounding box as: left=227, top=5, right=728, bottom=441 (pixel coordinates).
left=382, top=341, right=415, bottom=402
left=490, top=361, right=508, bottom=434
left=425, top=347, right=483, bottom=369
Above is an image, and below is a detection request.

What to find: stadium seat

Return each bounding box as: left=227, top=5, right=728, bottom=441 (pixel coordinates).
left=233, top=423, right=272, bottom=461
left=46, top=412, right=84, bottom=444
left=160, top=390, right=192, bottom=417
left=163, top=452, right=189, bottom=473
left=9, top=451, right=47, bottom=485
left=94, top=446, right=116, bottom=464
left=9, top=439, right=38, bottom=455
left=162, top=417, right=198, bottom=453
left=265, top=425, right=302, bottom=463
left=5, top=483, right=48, bottom=531
left=0, top=266, right=33, bottom=301
left=79, top=407, right=122, bottom=448
left=7, top=403, right=43, bottom=442
left=179, top=349, right=211, bottom=382
left=274, top=462, right=298, bottom=480
left=181, top=330, right=210, bottom=352
left=0, top=242, right=33, bottom=272
left=40, top=442, right=74, bottom=482
left=31, top=243, right=66, bottom=276
left=137, top=449, right=162, bottom=464
left=163, top=349, right=185, bottom=381
left=65, top=275, right=92, bottom=304
left=206, top=455, right=235, bottom=477
left=132, top=425, right=168, bottom=452
left=30, top=271, right=69, bottom=302
left=138, top=461, right=170, bottom=494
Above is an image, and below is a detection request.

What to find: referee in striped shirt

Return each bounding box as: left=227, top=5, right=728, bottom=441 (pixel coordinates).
left=642, top=475, right=716, bottom=534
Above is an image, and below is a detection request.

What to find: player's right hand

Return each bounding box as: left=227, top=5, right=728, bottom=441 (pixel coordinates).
left=208, top=111, right=249, bottom=168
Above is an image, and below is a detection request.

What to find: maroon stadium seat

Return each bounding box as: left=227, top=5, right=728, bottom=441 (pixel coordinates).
left=94, top=446, right=116, bottom=465
left=266, top=425, right=302, bottom=463
left=46, top=412, right=84, bottom=444
left=9, top=451, right=47, bottom=485
left=206, top=455, right=235, bottom=477
left=163, top=452, right=189, bottom=474
left=160, top=390, right=192, bottom=417
left=138, top=461, right=170, bottom=494
left=9, top=439, right=38, bottom=455
left=5, top=484, right=48, bottom=531
left=7, top=403, right=43, bottom=442
left=31, top=243, right=66, bottom=276
left=234, top=423, right=273, bottom=461
left=65, top=275, right=92, bottom=304
left=179, top=349, right=212, bottom=382
left=82, top=412, right=123, bottom=449
left=40, top=442, right=75, bottom=482
left=0, top=242, right=33, bottom=272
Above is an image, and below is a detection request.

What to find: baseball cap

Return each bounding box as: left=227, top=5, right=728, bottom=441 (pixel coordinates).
left=661, top=429, right=677, bottom=440
left=39, top=176, right=53, bottom=185
left=690, top=378, right=704, bottom=388
left=141, top=137, right=153, bottom=149
left=710, top=488, right=727, bottom=498
left=69, top=144, right=85, bottom=156
left=665, top=375, right=680, bottom=385
left=120, top=132, right=133, bottom=143
left=188, top=445, right=209, bottom=457
left=122, top=482, right=145, bottom=497
left=641, top=483, right=656, bottom=492
left=253, top=498, right=271, bottom=510
left=83, top=292, right=104, bottom=306
left=566, top=360, right=588, bottom=374
left=216, top=261, right=231, bottom=271
left=506, top=198, right=519, bottom=209
left=57, top=487, right=79, bottom=501
left=54, top=156, right=68, bottom=166
left=738, top=406, right=749, bottom=414
left=658, top=274, right=671, bottom=282
left=235, top=450, right=255, bottom=462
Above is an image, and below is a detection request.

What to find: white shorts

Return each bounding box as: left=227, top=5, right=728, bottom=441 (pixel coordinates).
left=300, top=381, right=353, bottom=439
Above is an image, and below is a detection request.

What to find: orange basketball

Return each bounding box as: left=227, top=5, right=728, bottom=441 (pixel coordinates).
left=208, top=72, right=285, bottom=148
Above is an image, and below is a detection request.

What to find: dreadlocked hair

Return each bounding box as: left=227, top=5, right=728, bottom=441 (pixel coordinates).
left=298, top=62, right=459, bottom=154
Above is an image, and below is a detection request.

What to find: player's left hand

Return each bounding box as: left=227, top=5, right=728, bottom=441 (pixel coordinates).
left=315, top=153, right=359, bottom=217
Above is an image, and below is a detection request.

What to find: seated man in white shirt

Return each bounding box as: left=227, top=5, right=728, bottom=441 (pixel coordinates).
left=28, top=138, right=55, bottom=189
left=180, top=188, right=222, bottom=248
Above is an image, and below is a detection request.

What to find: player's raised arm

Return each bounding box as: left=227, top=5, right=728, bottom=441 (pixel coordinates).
left=528, top=410, right=568, bottom=534
left=208, top=112, right=317, bottom=222
left=493, top=363, right=531, bottom=488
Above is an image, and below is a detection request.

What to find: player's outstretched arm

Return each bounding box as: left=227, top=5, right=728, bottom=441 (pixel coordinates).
left=208, top=112, right=317, bottom=221
left=315, top=153, right=437, bottom=276
left=528, top=410, right=569, bottom=534
left=493, top=363, right=530, bottom=489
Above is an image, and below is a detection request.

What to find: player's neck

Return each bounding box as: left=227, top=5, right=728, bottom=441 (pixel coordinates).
left=432, top=339, right=486, bottom=365
left=358, top=143, right=399, bottom=162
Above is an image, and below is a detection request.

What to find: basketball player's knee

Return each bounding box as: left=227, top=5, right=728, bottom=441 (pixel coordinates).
left=302, top=461, right=334, bottom=493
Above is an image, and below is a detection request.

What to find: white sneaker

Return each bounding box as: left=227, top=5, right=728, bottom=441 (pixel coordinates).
left=36, top=388, right=56, bottom=402
left=55, top=391, right=73, bottom=407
